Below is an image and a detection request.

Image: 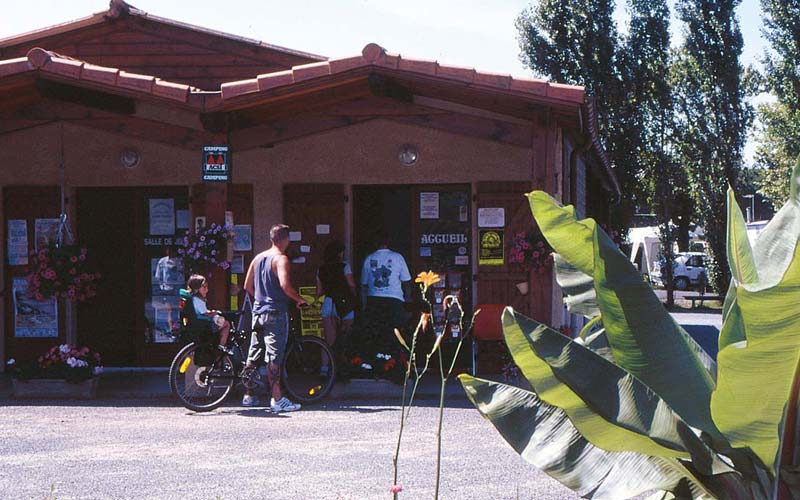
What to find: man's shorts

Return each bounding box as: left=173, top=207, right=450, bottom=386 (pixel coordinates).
left=247, top=311, right=289, bottom=365
left=320, top=296, right=355, bottom=321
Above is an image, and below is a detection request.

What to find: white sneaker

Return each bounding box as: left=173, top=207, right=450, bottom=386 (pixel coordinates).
left=242, top=394, right=260, bottom=407
left=270, top=397, right=301, bottom=413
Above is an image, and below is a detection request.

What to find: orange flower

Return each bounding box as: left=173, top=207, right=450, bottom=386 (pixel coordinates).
left=415, top=271, right=441, bottom=291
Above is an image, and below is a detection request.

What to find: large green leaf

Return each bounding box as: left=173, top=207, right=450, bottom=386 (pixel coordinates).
left=459, top=375, right=717, bottom=500
left=554, top=253, right=599, bottom=318
left=502, top=308, right=731, bottom=476
left=528, top=191, right=720, bottom=439
left=712, top=167, right=800, bottom=473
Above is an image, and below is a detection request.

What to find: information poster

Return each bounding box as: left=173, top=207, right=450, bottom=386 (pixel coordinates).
left=13, top=277, right=58, bottom=337
left=7, top=219, right=28, bottom=265
left=149, top=198, right=175, bottom=236
left=233, top=224, right=252, bottom=251
left=420, top=192, right=440, bottom=219
left=298, top=286, right=324, bottom=339
left=34, top=218, right=61, bottom=251
left=479, top=229, right=504, bottom=265
left=478, top=208, right=505, bottom=228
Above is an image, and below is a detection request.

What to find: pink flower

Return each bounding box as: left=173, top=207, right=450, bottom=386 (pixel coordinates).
left=389, top=485, right=403, bottom=494
left=70, top=256, right=78, bottom=263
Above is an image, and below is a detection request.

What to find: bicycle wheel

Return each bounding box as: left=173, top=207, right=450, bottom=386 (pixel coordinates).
left=282, top=335, right=336, bottom=404
left=169, top=342, right=235, bottom=412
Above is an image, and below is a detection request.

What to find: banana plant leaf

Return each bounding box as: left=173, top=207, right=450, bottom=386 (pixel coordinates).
left=711, top=169, right=800, bottom=473
left=528, top=191, right=720, bottom=439
left=502, top=307, right=732, bottom=476
left=554, top=253, right=599, bottom=318
left=459, top=374, right=717, bottom=500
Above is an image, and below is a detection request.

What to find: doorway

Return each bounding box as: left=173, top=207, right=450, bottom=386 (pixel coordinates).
left=352, top=185, right=412, bottom=286
left=76, top=186, right=189, bottom=366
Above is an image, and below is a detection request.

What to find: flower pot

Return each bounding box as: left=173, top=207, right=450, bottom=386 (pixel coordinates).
left=515, top=281, right=529, bottom=295
left=12, top=377, right=99, bottom=399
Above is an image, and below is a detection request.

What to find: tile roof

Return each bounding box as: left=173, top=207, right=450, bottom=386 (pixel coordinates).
left=220, top=43, right=585, bottom=105
left=0, top=0, right=325, bottom=63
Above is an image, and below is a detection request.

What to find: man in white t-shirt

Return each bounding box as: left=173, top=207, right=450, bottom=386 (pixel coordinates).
left=360, top=232, right=411, bottom=331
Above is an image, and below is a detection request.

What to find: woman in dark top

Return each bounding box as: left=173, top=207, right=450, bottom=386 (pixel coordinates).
left=316, top=240, right=357, bottom=374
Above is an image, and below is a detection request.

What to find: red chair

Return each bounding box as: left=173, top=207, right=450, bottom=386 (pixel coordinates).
left=471, top=304, right=506, bottom=375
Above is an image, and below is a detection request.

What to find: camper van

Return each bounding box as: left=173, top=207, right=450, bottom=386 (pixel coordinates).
left=629, top=227, right=661, bottom=282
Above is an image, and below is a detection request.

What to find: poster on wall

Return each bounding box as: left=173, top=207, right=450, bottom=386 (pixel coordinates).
left=149, top=198, right=175, bottom=236
left=298, top=286, right=324, bottom=338
left=233, top=225, right=252, bottom=251
left=7, top=219, right=28, bottom=265
left=479, top=229, right=504, bottom=266
left=13, top=277, right=58, bottom=338
left=420, top=192, right=440, bottom=219
left=478, top=208, right=505, bottom=228
left=34, top=218, right=61, bottom=251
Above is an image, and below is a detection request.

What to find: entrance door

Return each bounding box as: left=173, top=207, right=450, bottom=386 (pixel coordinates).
left=76, top=188, right=139, bottom=365
left=3, top=186, right=63, bottom=363
left=352, top=185, right=412, bottom=288
left=476, top=181, right=551, bottom=322
left=77, top=187, right=189, bottom=366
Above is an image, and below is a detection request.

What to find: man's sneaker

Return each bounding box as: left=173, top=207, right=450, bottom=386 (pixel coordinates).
left=242, top=394, right=259, bottom=407
left=270, top=397, right=301, bottom=413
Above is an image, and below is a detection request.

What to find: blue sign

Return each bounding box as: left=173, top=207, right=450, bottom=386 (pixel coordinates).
left=202, top=145, right=230, bottom=182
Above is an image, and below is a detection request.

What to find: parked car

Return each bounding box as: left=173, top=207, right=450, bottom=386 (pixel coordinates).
left=651, top=252, right=708, bottom=291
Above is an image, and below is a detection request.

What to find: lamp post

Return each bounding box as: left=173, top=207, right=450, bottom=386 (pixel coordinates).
left=743, top=194, right=755, bottom=223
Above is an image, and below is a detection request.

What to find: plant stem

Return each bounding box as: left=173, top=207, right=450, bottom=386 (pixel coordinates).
left=435, top=346, right=445, bottom=499
left=392, top=318, right=421, bottom=498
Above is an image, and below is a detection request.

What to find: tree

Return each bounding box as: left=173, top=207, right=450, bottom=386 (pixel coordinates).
left=624, top=0, right=689, bottom=306
left=753, top=1, right=800, bottom=207
left=516, top=0, right=645, bottom=230
left=671, top=0, right=752, bottom=293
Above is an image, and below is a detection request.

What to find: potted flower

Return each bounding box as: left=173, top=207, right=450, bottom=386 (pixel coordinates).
left=7, top=344, right=103, bottom=399
left=177, top=223, right=232, bottom=273
left=508, top=230, right=553, bottom=294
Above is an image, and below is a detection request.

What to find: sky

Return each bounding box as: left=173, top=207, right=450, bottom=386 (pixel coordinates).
left=0, top=0, right=768, bottom=159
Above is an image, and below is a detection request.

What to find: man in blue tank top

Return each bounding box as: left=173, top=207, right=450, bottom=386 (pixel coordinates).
left=242, top=224, right=308, bottom=413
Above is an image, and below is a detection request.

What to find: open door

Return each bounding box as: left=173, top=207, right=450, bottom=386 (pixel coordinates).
left=284, top=184, right=346, bottom=336
left=475, top=181, right=552, bottom=323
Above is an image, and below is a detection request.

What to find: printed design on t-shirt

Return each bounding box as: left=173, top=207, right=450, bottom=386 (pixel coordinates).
left=369, top=258, right=393, bottom=289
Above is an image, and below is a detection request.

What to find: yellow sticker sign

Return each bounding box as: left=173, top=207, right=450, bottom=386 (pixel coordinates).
left=298, top=286, right=325, bottom=338
left=479, top=229, right=504, bottom=266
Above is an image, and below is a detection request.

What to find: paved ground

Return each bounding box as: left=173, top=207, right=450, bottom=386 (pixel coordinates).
left=0, top=397, right=578, bottom=500
left=0, top=308, right=722, bottom=500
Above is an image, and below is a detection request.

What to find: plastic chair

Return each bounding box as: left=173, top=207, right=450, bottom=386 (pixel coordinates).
left=471, top=304, right=506, bottom=375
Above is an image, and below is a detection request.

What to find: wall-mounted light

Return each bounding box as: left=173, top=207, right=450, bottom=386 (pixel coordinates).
left=398, top=144, right=418, bottom=166
left=120, top=148, right=140, bottom=169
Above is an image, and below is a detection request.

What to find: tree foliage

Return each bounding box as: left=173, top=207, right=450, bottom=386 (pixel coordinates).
left=753, top=0, right=800, bottom=208
left=515, top=0, right=646, bottom=230
left=671, top=0, right=752, bottom=292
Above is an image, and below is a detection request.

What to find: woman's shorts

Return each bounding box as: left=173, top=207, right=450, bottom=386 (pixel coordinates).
left=321, top=296, right=354, bottom=320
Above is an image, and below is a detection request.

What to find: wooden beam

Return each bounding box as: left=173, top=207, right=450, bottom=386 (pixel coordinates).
left=387, top=112, right=532, bottom=148
left=230, top=113, right=375, bottom=151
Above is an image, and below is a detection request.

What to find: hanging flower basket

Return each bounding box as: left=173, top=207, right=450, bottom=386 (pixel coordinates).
left=177, top=223, right=232, bottom=274
left=27, top=245, right=101, bottom=302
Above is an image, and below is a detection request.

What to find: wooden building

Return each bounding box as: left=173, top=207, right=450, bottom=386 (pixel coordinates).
left=0, top=0, right=619, bottom=368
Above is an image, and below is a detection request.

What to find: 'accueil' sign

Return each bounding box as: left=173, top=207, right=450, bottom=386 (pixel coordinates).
left=202, top=145, right=231, bottom=182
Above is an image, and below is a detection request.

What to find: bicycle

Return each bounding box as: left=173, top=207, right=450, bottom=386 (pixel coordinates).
left=168, top=309, right=336, bottom=412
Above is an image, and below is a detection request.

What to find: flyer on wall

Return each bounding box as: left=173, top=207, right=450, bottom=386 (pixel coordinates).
left=7, top=219, right=28, bottom=265
left=13, top=277, right=58, bottom=338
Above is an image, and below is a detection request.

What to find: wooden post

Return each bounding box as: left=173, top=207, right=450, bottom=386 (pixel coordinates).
left=202, top=182, right=228, bottom=309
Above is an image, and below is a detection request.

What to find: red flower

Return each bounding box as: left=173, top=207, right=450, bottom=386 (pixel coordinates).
left=351, top=357, right=363, bottom=365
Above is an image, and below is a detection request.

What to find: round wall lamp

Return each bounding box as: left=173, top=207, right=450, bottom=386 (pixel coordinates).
left=398, top=144, right=419, bottom=166
left=120, top=148, right=140, bottom=169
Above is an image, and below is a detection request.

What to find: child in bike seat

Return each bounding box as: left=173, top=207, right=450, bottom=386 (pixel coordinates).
left=185, top=274, right=233, bottom=355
